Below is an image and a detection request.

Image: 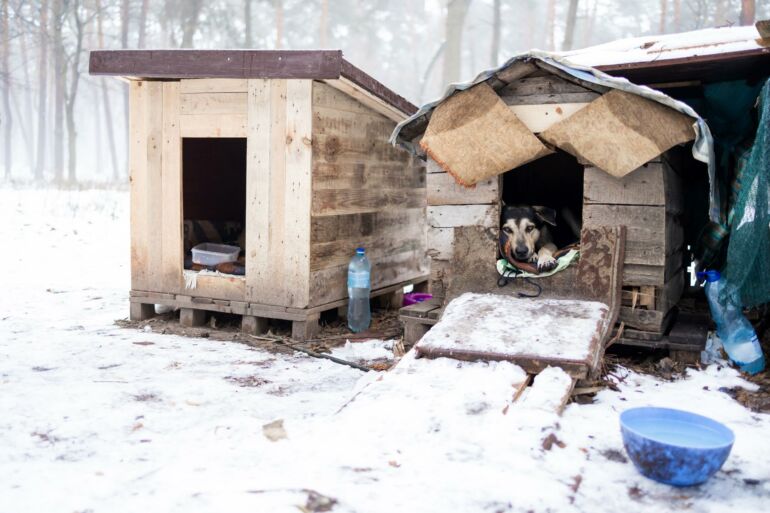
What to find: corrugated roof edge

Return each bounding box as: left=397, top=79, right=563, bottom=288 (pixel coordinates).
left=88, top=49, right=417, bottom=116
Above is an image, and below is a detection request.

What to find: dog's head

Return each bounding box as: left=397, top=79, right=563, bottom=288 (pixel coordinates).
left=501, top=205, right=557, bottom=261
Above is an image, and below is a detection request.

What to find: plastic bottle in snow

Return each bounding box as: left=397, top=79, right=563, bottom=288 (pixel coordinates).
left=698, top=270, right=765, bottom=375
left=347, top=247, right=371, bottom=333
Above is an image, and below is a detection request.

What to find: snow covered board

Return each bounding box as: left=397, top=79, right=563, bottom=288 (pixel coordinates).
left=415, top=293, right=609, bottom=379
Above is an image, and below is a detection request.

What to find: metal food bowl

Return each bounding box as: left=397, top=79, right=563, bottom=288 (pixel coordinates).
left=620, top=407, right=735, bottom=487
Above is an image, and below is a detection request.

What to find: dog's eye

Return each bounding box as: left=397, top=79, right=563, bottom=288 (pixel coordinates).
left=525, top=226, right=535, bottom=233
left=502, top=227, right=512, bottom=234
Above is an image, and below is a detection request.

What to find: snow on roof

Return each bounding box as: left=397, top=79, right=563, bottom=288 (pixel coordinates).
left=560, top=25, right=766, bottom=68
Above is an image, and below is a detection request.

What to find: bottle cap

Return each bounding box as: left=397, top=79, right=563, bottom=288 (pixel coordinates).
left=356, top=247, right=365, bottom=255
left=696, top=270, right=721, bottom=283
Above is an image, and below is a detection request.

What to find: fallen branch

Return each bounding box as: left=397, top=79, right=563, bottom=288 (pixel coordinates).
left=247, top=334, right=371, bottom=372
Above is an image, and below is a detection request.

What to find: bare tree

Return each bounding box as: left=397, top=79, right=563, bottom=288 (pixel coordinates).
left=274, top=0, right=284, bottom=49
left=1, top=0, right=11, bottom=179
left=64, top=0, right=91, bottom=183
left=562, top=0, right=580, bottom=50
left=52, top=0, right=65, bottom=181
left=740, top=0, right=755, bottom=25
left=545, top=0, right=555, bottom=50
left=582, top=0, right=598, bottom=47
left=244, top=0, right=252, bottom=47
left=180, top=0, right=203, bottom=48
left=138, top=0, right=149, bottom=48
left=35, top=0, right=49, bottom=180
left=442, top=0, right=471, bottom=85
left=659, top=0, right=667, bottom=33
left=715, top=0, right=727, bottom=26
left=673, top=0, right=681, bottom=31
left=319, top=0, right=329, bottom=48
left=490, top=0, right=500, bottom=66
left=15, top=11, right=36, bottom=169
left=96, top=0, right=120, bottom=180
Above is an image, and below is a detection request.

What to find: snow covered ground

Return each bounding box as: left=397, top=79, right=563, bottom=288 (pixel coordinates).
left=1, top=187, right=769, bottom=513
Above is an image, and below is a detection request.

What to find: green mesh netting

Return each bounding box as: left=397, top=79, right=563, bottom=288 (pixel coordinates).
left=723, top=79, right=770, bottom=308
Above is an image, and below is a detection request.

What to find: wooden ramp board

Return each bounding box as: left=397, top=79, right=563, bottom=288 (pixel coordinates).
left=414, top=293, right=610, bottom=379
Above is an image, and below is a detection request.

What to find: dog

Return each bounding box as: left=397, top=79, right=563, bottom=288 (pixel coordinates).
left=500, top=205, right=559, bottom=272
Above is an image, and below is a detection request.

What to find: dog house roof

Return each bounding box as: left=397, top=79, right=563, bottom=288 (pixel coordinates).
left=89, top=49, right=417, bottom=117
left=391, top=53, right=719, bottom=224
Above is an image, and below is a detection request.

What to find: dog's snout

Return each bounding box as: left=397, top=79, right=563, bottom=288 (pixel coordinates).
left=514, top=245, right=529, bottom=260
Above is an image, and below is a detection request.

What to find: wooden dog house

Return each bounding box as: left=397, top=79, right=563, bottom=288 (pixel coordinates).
left=90, top=50, right=428, bottom=340
left=394, top=57, right=705, bottom=356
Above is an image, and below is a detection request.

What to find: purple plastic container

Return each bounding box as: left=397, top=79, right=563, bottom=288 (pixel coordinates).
left=403, top=293, right=433, bottom=307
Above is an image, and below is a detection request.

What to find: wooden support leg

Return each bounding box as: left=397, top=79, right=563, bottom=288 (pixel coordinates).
left=292, top=314, right=320, bottom=341
left=242, top=315, right=269, bottom=336
left=130, top=302, right=155, bottom=321
left=180, top=308, right=207, bottom=327
left=403, top=321, right=431, bottom=347
left=374, top=289, right=404, bottom=310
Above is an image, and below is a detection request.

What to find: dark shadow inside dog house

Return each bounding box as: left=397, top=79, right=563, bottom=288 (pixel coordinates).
left=182, top=137, right=247, bottom=275
left=502, top=150, right=584, bottom=249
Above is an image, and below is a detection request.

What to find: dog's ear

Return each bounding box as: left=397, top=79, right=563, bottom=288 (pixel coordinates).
left=532, top=206, right=557, bottom=226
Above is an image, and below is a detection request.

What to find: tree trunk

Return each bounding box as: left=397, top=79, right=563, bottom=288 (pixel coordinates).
left=35, top=0, right=49, bottom=180
left=740, top=0, right=755, bottom=25
left=1, top=0, right=11, bottom=179
left=524, top=0, right=535, bottom=49
left=442, top=0, right=471, bottom=86
left=96, top=0, right=120, bottom=181
left=490, top=0, right=500, bottom=66
left=715, top=0, right=727, bottom=26
left=244, top=0, right=252, bottom=47
left=120, top=0, right=131, bottom=177
left=181, top=0, right=203, bottom=48
left=17, top=12, right=36, bottom=171
left=52, top=0, right=65, bottom=182
left=582, top=0, right=597, bottom=47
left=65, top=1, right=87, bottom=184
left=138, top=0, right=149, bottom=48
left=121, top=0, right=130, bottom=47
left=274, top=0, right=284, bottom=49
left=319, top=0, right=329, bottom=47
left=562, top=0, right=579, bottom=51
left=672, top=0, right=681, bottom=31
left=545, top=0, right=556, bottom=51
left=659, top=0, right=667, bottom=33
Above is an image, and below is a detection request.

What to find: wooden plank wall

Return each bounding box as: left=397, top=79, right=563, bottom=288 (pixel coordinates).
left=583, top=160, right=684, bottom=287
left=425, top=158, right=500, bottom=299
left=245, top=78, right=313, bottom=309
left=130, top=80, right=187, bottom=296
left=584, top=158, right=685, bottom=332
left=308, top=81, right=427, bottom=307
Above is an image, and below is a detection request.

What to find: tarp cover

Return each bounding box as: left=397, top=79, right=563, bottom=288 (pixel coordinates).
left=391, top=53, right=719, bottom=222
left=723, top=80, right=770, bottom=307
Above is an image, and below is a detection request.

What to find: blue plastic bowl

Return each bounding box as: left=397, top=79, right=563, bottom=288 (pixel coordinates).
left=620, top=407, right=735, bottom=487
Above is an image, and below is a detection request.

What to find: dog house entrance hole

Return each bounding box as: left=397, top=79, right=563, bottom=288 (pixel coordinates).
left=502, top=149, right=584, bottom=248
left=182, top=137, right=247, bottom=276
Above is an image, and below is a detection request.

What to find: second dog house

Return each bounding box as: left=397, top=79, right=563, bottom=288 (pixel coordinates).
left=90, top=50, right=428, bottom=339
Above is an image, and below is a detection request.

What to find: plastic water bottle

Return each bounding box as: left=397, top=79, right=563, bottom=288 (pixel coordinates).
left=698, top=270, right=765, bottom=375
left=347, top=247, right=371, bottom=333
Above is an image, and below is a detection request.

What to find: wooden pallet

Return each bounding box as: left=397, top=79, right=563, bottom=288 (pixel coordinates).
left=611, top=312, right=708, bottom=363
left=130, top=276, right=427, bottom=341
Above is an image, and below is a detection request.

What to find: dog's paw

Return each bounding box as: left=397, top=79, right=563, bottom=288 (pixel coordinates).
left=528, top=254, right=539, bottom=264
left=537, top=255, right=557, bottom=272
